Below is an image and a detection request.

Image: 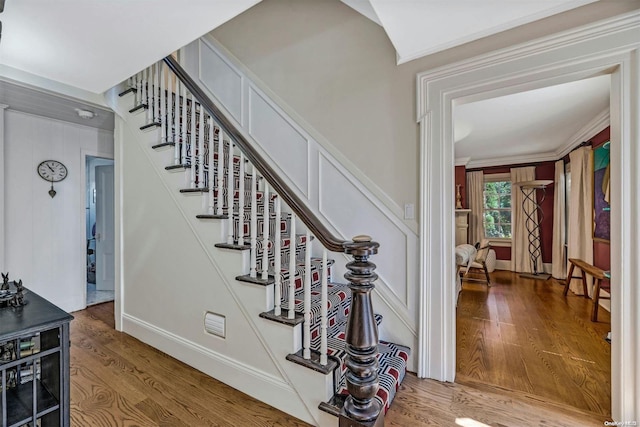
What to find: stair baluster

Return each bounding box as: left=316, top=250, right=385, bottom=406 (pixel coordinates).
left=141, top=68, right=148, bottom=112
left=160, top=64, right=167, bottom=143
left=189, top=94, right=196, bottom=188
left=226, top=137, right=234, bottom=244
left=208, top=120, right=215, bottom=214
left=238, top=153, right=246, bottom=245
left=287, top=214, right=296, bottom=320
left=132, top=73, right=139, bottom=106
left=250, top=165, right=258, bottom=277
left=180, top=85, right=188, bottom=164
left=153, top=63, right=160, bottom=124
left=198, top=103, right=205, bottom=188
left=274, top=195, right=282, bottom=316
left=216, top=127, right=224, bottom=215
left=303, top=230, right=312, bottom=360
left=320, top=249, right=328, bottom=366
left=146, top=66, right=154, bottom=124
left=173, top=81, right=180, bottom=161
left=261, top=183, right=270, bottom=280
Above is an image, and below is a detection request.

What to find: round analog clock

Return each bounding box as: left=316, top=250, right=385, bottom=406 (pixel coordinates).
left=37, top=160, right=68, bottom=182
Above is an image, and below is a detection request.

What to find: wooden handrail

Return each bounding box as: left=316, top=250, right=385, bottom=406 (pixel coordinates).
left=163, top=55, right=348, bottom=253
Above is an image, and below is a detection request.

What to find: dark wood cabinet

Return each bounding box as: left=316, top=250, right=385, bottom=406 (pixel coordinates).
left=0, top=289, right=73, bottom=427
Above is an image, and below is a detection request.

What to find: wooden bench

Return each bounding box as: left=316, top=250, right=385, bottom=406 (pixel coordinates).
left=563, top=258, right=610, bottom=322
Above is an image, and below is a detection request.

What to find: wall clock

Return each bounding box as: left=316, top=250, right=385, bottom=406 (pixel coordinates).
left=37, top=160, right=68, bottom=198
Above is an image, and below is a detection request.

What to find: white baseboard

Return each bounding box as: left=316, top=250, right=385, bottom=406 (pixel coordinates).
left=122, top=313, right=316, bottom=425
left=493, top=260, right=553, bottom=274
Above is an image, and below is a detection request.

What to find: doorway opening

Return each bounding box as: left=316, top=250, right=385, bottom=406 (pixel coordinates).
left=416, top=12, right=640, bottom=421
left=451, top=76, right=612, bottom=414
left=85, top=156, right=115, bottom=306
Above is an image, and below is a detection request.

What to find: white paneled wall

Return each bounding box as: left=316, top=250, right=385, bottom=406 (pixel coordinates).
left=183, top=37, right=419, bottom=354
left=248, top=88, right=310, bottom=197
left=3, top=110, right=114, bottom=311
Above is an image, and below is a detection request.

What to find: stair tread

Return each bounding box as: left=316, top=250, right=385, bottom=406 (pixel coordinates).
left=332, top=339, right=410, bottom=415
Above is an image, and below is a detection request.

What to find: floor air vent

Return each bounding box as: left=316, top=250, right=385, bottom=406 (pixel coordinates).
left=204, top=311, right=226, bottom=338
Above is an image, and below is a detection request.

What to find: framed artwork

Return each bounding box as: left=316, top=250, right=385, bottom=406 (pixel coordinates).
left=593, top=141, right=610, bottom=242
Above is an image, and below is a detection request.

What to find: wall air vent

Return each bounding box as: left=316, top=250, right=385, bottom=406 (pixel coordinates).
left=204, top=311, right=226, bottom=338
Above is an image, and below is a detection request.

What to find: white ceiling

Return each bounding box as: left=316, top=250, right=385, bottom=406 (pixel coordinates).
left=0, top=0, right=612, bottom=167
left=342, top=0, right=598, bottom=64
left=0, top=0, right=260, bottom=94
left=454, top=75, right=610, bottom=168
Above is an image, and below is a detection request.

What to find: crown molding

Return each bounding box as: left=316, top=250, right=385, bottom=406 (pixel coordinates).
left=454, top=157, right=470, bottom=166
left=555, top=108, right=610, bottom=159
left=416, top=9, right=640, bottom=121
left=466, top=151, right=559, bottom=169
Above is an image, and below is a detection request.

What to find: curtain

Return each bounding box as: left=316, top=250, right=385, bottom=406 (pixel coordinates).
left=567, top=147, right=594, bottom=295
left=510, top=166, right=541, bottom=273
left=552, top=160, right=567, bottom=279
left=466, top=171, right=484, bottom=246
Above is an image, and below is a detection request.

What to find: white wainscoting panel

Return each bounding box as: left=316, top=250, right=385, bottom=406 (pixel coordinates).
left=319, top=153, right=409, bottom=305
left=199, top=41, right=243, bottom=125
left=248, top=87, right=309, bottom=197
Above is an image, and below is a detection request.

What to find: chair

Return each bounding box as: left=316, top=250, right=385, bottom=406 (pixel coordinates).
left=462, top=239, right=495, bottom=286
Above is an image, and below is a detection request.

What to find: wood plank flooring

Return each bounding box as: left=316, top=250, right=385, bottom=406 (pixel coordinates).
left=70, top=301, right=610, bottom=426
left=70, top=303, right=309, bottom=427
left=456, top=270, right=611, bottom=417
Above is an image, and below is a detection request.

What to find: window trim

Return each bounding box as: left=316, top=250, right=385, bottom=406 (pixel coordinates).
left=482, top=173, right=512, bottom=242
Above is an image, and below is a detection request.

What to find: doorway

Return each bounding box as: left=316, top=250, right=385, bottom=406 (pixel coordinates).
left=85, top=156, right=115, bottom=306
left=451, top=77, right=612, bottom=414
left=416, top=12, right=639, bottom=422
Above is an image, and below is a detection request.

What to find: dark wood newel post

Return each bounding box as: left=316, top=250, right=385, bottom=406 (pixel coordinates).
left=340, top=235, right=383, bottom=427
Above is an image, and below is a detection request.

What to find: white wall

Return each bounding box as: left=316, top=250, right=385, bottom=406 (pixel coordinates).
left=211, top=0, right=640, bottom=218
left=3, top=110, right=114, bottom=312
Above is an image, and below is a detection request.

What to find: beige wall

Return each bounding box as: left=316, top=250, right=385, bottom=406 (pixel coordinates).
left=212, top=0, right=639, bottom=212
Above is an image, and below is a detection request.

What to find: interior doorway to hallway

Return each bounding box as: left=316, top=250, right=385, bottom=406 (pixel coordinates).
left=85, top=156, right=115, bottom=306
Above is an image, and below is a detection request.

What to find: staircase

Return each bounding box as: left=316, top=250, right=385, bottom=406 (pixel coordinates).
left=114, top=57, right=410, bottom=426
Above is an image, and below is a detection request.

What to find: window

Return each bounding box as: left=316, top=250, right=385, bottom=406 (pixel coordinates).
left=483, top=174, right=512, bottom=239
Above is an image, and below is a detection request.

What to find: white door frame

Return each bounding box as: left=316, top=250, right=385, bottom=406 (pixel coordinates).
left=80, top=150, right=115, bottom=308
left=417, top=11, right=639, bottom=422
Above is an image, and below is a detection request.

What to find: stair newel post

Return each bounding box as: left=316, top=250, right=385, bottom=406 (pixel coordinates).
left=226, top=137, right=234, bottom=245
left=320, top=248, right=328, bottom=366
left=238, top=153, right=246, bottom=245
left=208, top=117, right=215, bottom=214
left=216, top=128, right=224, bottom=216
left=180, top=85, right=188, bottom=165
left=261, top=183, right=270, bottom=280
left=197, top=102, right=205, bottom=189
left=287, top=214, right=297, bottom=320
left=159, top=63, right=167, bottom=143
left=274, top=195, right=282, bottom=316
left=189, top=94, right=197, bottom=189
left=303, top=230, right=312, bottom=360
left=340, top=235, right=383, bottom=427
left=249, top=165, right=258, bottom=278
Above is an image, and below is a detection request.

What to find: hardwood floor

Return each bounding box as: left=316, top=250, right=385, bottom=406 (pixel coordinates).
left=70, top=303, right=309, bottom=426
left=70, top=301, right=609, bottom=426
left=456, top=270, right=611, bottom=417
